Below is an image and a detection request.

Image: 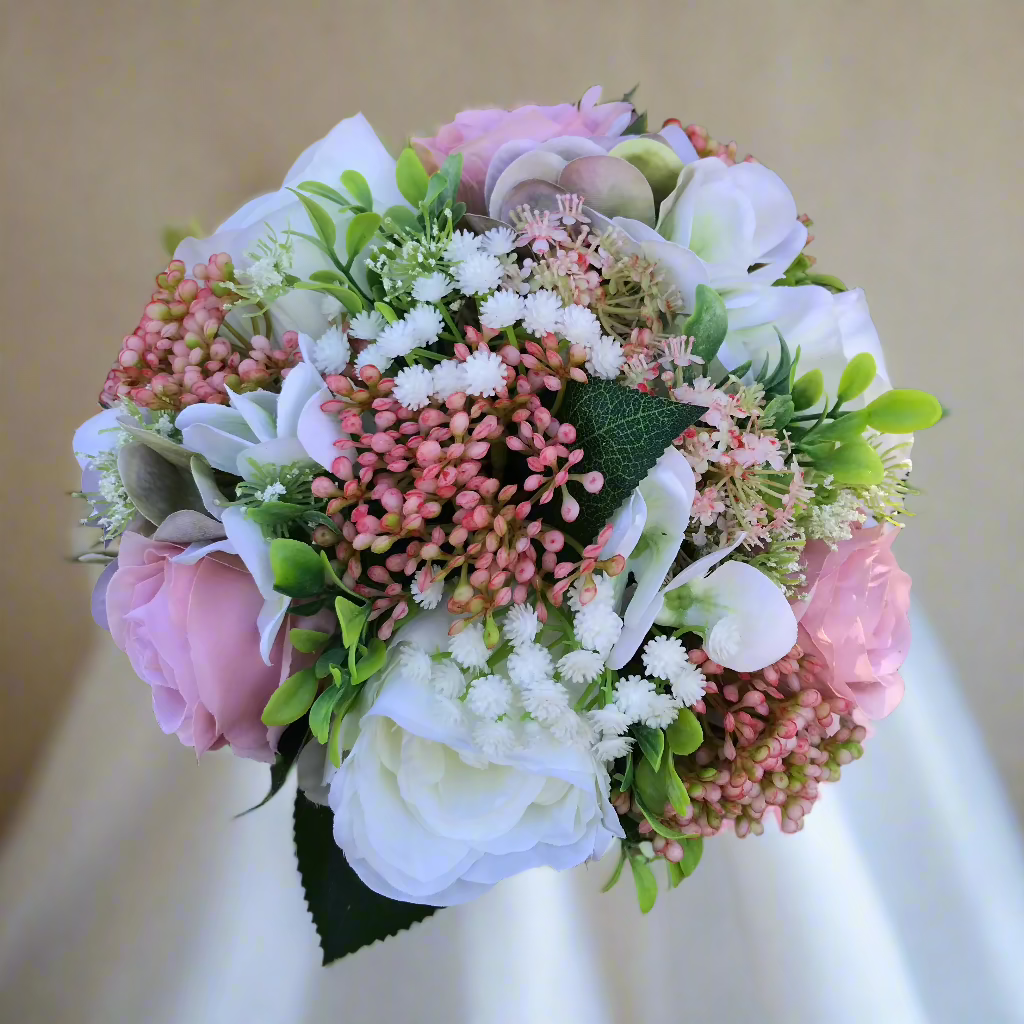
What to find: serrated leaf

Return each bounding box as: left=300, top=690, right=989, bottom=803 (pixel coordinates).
left=340, top=169, right=373, bottom=209
left=558, top=380, right=703, bottom=544
left=270, top=538, right=324, bottom=598
left=681, top=284, right=728, bottom=362
left=236, top=721, right=307, bottom=816
left=290, top=628, right=330, bottom=654
left=633, top=723, right=665, bottom=771
left=345, top=212, right=382, bottom=263
left=261, top=667, right=319, bottom=727
left=665, top=707, right=703, bottom=755
left=293, top=793, right=438, bottom=964
left=287, top=189, right=337, bottom=251
left=628, top=855, right=658, bottom=914
left=297, top=181, right=349, bottom=208
left=396, top=148, right=429, bottom=206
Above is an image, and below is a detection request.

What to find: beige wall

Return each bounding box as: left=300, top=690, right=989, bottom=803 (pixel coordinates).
left=1, top=0, right=1021, bottom=838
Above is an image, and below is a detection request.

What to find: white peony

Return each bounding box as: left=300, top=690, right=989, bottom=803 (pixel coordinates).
left=329, top=609, right=623, bottom=906
left=174, top=114, right=411, bottom=338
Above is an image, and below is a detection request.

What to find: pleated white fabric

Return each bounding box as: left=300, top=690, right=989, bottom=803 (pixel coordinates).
left=2, top=612, right=1022, bottom=1024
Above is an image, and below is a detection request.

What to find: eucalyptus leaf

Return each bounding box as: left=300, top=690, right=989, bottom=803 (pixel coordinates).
left=340, top=169, right=373, bottom=209
left=150, top=509, right=226, bottom=544
left=293, top=793, right=438, bottom=964
left=558, top=380, right=703, bottom=544
left=117, top=441, right=205, bottom=526
left=261, top=667, right=319, bottom=727
left=117, top=419, right=193, bottom=468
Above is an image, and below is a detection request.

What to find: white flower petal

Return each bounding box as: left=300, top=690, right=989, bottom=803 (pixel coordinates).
left=73, top=407, right=123, bottom=468
left=296, top=386, right=347, bottom=473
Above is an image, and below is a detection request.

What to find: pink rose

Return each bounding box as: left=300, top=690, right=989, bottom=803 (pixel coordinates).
left=793, top=525, right=912, bottom=719
left=106, top=531, right=303, bottom=761
left=413, top=85, right=634, bottom=211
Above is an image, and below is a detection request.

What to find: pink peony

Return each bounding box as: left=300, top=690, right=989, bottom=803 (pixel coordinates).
left=793, top=525, right=912, bottom=719
left=106, top=531, right=304, bottom=761
left=413, top=85, right=634, bottom=211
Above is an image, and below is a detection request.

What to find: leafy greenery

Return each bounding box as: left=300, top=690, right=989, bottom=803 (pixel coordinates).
left=237, top=721, right=307, bottom=816
left=262, top=667, right=319, bottom=727
left=293, top=793, right=438, bottom=964
left=680, top=284, right=728, bottom=366
left=270, top=538, right=326, bottom=598
left=558, top=380, right=703, bottom=545
left=628, top=854, right=658, bottom=914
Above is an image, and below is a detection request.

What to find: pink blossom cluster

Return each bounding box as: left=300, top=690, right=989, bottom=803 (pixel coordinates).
left=99, top=256, right=301, bottom=410
left=312, top=329, right=621, bottom=640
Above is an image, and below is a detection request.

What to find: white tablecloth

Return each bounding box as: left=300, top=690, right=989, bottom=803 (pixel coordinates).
left=2, top=613, right=1022, bottom=1023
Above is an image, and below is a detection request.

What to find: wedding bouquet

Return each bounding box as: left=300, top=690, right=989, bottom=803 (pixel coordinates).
left=73, top=87, right=942, bottom=962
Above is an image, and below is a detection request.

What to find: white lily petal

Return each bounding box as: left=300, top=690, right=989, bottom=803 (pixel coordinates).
left=227, top=389, right=279, bottom=443
left=174, top=404, right=260, bottom=442
left=275, top=360, right=326, bottom=440
left=600, top=489, right=648, bottom=561
left=190, top=458, right=229, bottom=522
left=236, top=436, right=312, bottom=482
left=257, top=595, right=291, bottom=666
left=170, top=537, right=236, bottom=565
left=640, top=239, right=710, bottom=311
left=297, top=387, right=348, bottom=473
left=179, top=423, right=255, bottom=474
left=657, top=122, right=700, bottom=165
left=73, top=407, right=123, bottom=467
left=220, top=506, right=276, bottom=599
left=728, top=161, right=800, bottom=257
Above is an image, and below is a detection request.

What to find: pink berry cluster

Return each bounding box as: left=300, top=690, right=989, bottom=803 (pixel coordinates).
left=670, top=120, right=758, bottom=166
left=311, top=329, right=621, bottom=640
left=630, top=644, right=866, bottom=847
left=99, top=256, right=301, bottom=410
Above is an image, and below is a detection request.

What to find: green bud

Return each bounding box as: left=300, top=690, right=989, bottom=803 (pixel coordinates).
left=865, top=389, right=943, bottom=433
left=836, top=352, right=877, bottom=403
left=813, top=439, right=885, bottom=485
left=666, top=707, right=704, bottom=755
left=270, top=538, right=325, bottom=599
left=791, top=368, right=824, bottom=411
left=483, top=614, right=500, bottom=650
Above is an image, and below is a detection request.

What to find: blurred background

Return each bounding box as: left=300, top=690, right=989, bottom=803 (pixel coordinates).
left=1, top=1, right=1022, bottom=1022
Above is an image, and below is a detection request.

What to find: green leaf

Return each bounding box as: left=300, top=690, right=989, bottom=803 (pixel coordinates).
left=760, top=330, right=794, bottom=395
left=383, top=205, right=421, bottom=233
left=261, top=667, right=319, bottom=727
left=345, top=212, right=382, bottom=262
left=806, top=408, right=870, bottom=444
left=437, top=153, right=464, bottom=207
left=270, top=538, right=325, bottom=598
left=308, top=684, right=344, bottom=744
left=287, top=189, right=337, bottom=251
left=335, top=595, right=367, bottom=648
left=665, top=707, right=703, bottom=755
left=422, top=173, right=448, bottom=210
left=353, top=637, right=387, bottom=683
left=374, top=300, right=398, bottom=325
left=319, top=550, right=346, bottom=590
left=634, top=755, right=667, bottom=810
left=763, top=394, right=794, bottom=430
left=680, top=284, right=728, bottom=364
left=308, top=269, right=346, bottom=285
left=633, top=793, right=690, bottom=840
left=618, top=751, right=634, bottom=794
left=285, top=230, right=331, bottom=257
left=293, top=793, right=438, bottom=964
left=340, top=169, right=373, bottom=210
left=244, top=500, right=308, bottom=527
left=628, top=855, right=658, bottom=914
left=633, top=724, right=665, bottom=772
left=395, top=147, right=429, bottom=206
left=791, top=368, right=824, bottom=411
left=290, top=628, right=330, bottom=654
left=622, top=110, right=649, bottom=136
left=680, top=835, right=703, bottom=878
left=297, top=181, right=349, bottom=208
left=601, top=847, right=628, bottom=892
left=813, top=439, right=885, bottom=485
left=558, top=380, right=703, bottom=544
left=236, top=721, right=307, bottom=816
left=608, top=137, right=684, bottom=207
left=667, top=859, right=685, bottom=888
left=315, top=646, right=346, bottom=679
left=662, top=754, right=691, bottom=817
left=837, top=352, right=877, bottom=404
left=865, top=389, right=943, bottom=433
left=328, top=705, right=345, bottom=768
left=293, top=280, right=363, bottom=314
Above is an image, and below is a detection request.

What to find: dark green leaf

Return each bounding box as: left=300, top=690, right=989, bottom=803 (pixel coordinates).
left=270, top=538, right=324, bottom=598
left=340, top=169, right=373, bottom=210
left=665, top=707, right=703, bottom=755
left=634, top=756, right=667, bottom=810
left=558, top=380, right=703, bottom=544
left=315, top=647, right=346, bottom=679
left=633, top=724, right=665, bottom=771
left=261, top=667, right=319, bottom=727
left=628, top=855, right=658, bottom=914
left=345, top=212, right=382, bottom=262
left=396, top=148, right=429, bottom=206
left=290, top=628, right=330, bottom=654
left=622, top=111, right=649, bottom=136
left=287, top=189, right=337, bottom=251
left=618, top=751, right=634, bottom=794
left=762, top=330, right=794, bottom=394
left=236, top=721, right=307, bottom=816
left=763, top=395, right=794, bottom=430
left=680, top=284, right=728, bottom=364
left=297, top=181, right=349, bottom=208
left=294, top=792, right=438, bottom=964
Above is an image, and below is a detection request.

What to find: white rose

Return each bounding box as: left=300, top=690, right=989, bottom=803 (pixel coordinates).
left=329, top=610, right=622, bottom=906
left=174, top=114, right=410, bottom=337
left=720, top=284, right=890, bottom=408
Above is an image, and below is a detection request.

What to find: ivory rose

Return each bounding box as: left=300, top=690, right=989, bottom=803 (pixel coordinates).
left=794, top=525, right=912, bottom=718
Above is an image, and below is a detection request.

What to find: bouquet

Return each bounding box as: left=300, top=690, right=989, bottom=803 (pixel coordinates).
left=73, top=86, right=942, bottom=963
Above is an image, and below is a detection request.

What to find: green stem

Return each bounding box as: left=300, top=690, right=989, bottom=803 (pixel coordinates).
left=504, top=327, right=519, bottom=349
left=437, top=302, right=460, bottom=339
